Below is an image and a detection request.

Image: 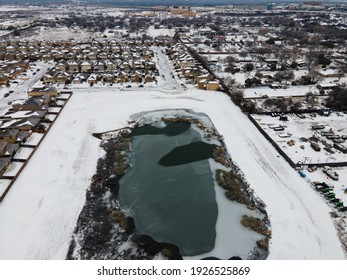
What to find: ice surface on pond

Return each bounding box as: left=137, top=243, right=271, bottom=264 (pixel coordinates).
left=119, top=119, right=263, bottom=259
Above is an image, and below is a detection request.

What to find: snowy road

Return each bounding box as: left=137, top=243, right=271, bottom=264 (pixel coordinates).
left=0, top=87, right=344, bottom=259
left=152, top=46, right=184, bottom=92
left=0, top=61, right=53, bottom=115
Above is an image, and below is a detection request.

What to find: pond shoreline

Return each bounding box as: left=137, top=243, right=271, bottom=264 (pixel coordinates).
left=67, top=110, right=271, bottom=260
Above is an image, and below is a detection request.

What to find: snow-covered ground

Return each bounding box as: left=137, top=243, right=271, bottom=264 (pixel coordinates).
left=252, top=112, right=347, bottom=164
left=0, top=84, right=345, bottom=259
left=147, top=26, right=175, bottom=37
left=24, top=27, right=93, bottom=41
left=244, top=85, right=317, bottom=99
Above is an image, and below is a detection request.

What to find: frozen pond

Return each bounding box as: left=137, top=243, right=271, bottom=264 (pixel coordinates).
left=119, top=122, right=218, bottom=256
left=119, top=119, right=265, bottom=259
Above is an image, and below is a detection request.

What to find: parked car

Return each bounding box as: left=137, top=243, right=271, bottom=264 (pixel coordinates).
left=4, top=93, right=9, bottom=97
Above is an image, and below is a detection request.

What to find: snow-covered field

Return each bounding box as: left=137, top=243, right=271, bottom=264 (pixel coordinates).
left=0, top=84, right=345, bottom=259
left=147, top=26, right=175, bottom=37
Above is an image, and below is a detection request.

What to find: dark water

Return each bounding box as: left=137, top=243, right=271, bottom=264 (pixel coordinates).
left=119, top=122, right=218, bottom=256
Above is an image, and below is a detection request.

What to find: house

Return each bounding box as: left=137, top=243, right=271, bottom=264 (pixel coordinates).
left=87, top=73, right=98, bottom=85
left=204, top=80, right=220, bottom=91
left=4, top=110, right=47, bottom=120
left=0, top=157, right=11, bottom=176
left=0, top=129, right=19, bottom=144
left=94, top=61, right=105, bottom=72
left=0, top=118, right=42, bottom=131
left=197, top=79, right=207, bottom=90
left=144, top=75, right=154, bottom=83
left=68, top=61, right=80, bottom=72
left=16, top=131, right=31, bottom=144
left=0, top=142, right=7, bottom=156
left=81, top=61, right=92, bottom=73
left=57, top=62, right=67, bottom=72
left=56, top=72, right=71, bottom=84
left=103, top=73, right=115, bottom=83
left=28, top=86, right=58, bottom=98
left=43, top=74, right=55, bottom=84
left=3, top=143, right=20, bottom=158
left=106, top=61, right=117, bottom=71
left=72, top=73, right=89, bottom=84
left=131, top=72, right=141, bottom=83
left=117, top=72, right=128, bottom=83
left=12, top=96, right=49, bottom=111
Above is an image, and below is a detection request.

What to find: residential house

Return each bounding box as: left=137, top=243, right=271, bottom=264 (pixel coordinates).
left=81, top=61, right=93, bottom=73
left=12, top=96, right=49, bottom=111
left=0, top=157, right=11, bottom=176
left=0, top=129, right=19, bottom=144
left=0, top=142, right=7, bottom=156
left=0, top=118, right=42, bottom=131
left=87, top=73, right=98, bottom=85
left=3, top=143, right=20, bottom=158
left=68, top=61, right=80, bottom=72
left=204, top=80, right=220, bottom=91
left=56, top=72, right=71, bottom=84
left=28, top=86, right=58, bottom=98
left=144, top=75, right=155, bottom=83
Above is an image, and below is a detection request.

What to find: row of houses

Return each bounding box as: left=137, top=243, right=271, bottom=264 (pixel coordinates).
left=0, top=60, right=29, bottom=85
left=0, top=87, right=61, bottom=176
left=0, top=40, right=156, bottom=62
left=169, top=43, right=220, bottom=91
left=44, top=69, right=157, bottom=85
left=55, top=59, right=157, bottom=73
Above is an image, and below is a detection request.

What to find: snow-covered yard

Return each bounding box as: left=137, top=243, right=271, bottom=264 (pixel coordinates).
left=48, top=107, right=61, bottom=114
left=25, top=133, right=43, bottom=146
left=3, top=162, right=24, bottom=177
left=0, top=86, right=345, bottom=259
left=13, top=147, right=34, bottom=160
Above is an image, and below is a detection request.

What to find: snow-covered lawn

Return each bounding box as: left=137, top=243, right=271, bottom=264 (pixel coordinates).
left=25, top=133, right=43, bottom=146
left=46, top=114, right=57, bottom=122
left=58, top=93, right=71, bottom=100
left=48, top=107, right=61, bottom=114
left=0, top=87, right=345, bottom=259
